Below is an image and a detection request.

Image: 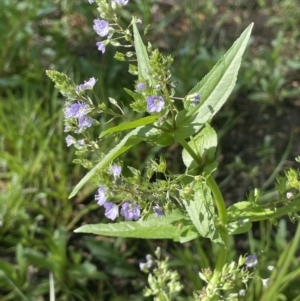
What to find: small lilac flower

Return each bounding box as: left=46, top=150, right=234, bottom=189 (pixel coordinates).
left=139, top=262, right=146, bottom=271
left=191, top=93, right=200, bottom=106
left=136, top=82, right=146, bottom=90
left=120, top=202, right=141, bottom=221
left=66, top=135, right=76, bottom=147
left=65, top=102, right=89, bottom=119
left=103, top=202, right=119, bottom=220
left=78, top=116, right=93, bottom=129
left=93, top=20, right=109, bottom=37
left=146, top=96, right=164, bottom=113
left=77, top=139, right=85, bottom=146
left=82, top=77, right=96, bottom=89
left=95, top=186, right=107, bottom=206
left=153, top=205, right=164, bottom=217
left=245, top=255, right=258, bottom=268
left=76, top=77, right=96, bottom=92
left=96, top=41, right=106, bottom=53
left=88, top=0, right=94, bottom=3
left=114, top=0, right=129, bottom=5
left=239, top=289, right=246, bottom=296
left=111, top=165, right=121, bottom=180
left=139, top=254, right=153, bottom=272
left=262, top=278, right=270, bottom=288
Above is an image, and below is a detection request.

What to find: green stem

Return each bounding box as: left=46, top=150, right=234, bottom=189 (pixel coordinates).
left=179, top=139, right=229, bottom=286
left=206, top=176, right=227, bottom=226
left=178, top=139, right=201, bottom=165
left=207, top=176, right=228, bottom=285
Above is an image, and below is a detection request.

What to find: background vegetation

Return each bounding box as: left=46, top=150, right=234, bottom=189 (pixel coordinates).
left=1, top=0, right=300, bottom=300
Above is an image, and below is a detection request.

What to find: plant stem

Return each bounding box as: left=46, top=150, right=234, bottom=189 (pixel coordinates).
left=207, top=176, right=228, bottom=285
left=179, top=139, right=229, bottom=286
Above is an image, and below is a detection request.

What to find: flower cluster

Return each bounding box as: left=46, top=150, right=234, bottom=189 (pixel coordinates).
left=94, top=165, right=141, bottom=221
left=64, top=101, right=93, bottom=137
left=63, top=78, right=96, bottom=139
left=90, top=0, right=129, bottom=54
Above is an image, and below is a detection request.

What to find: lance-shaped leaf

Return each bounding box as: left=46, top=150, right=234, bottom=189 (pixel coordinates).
left=227, top=199, right=300, bottom=223
left=183, top=180, right=223, bottom=245
left=132, top=21, right=155, bottom=86
left=175, top=23, right=253, bottom=140
left=99, top=116, right=157, bottom=138
left=75, top=210, right=199, bottom=243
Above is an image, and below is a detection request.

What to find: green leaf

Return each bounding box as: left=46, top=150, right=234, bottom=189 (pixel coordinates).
left=136, top=126, right=173, bottom=147
left=99, top=116, right=157, bottom=138
left=175, top=23, right=253, bottom=140
left=228, top=219, right=252, bottom=235
left=69, top=127, right=143, bottom=198
left=132, top=21, right=154, bottom=86
left=183, top=181, right=223, bottom=245
left=182, top=123, right=217, bottom=170
left=227, top=199, right=300, bottom=223
left=75, top=210, right=199, bottom=243
left=46, top=70, right=76, bottom=99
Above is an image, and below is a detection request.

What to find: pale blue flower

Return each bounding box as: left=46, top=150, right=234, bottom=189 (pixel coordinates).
left=103, top=202, right=119, bottom=220
left=245, top=255, right=258, bottom=268
left=66, top=135, right=76, bottom=147
left=95, top=186, right=107, bottom=206
left=136, top=82, right=146, bottom=91
left=111, top=165, right=121, bottom=180
left=262, top=278, right=270, bottom=288
left=93, top=19, right=109, bottom=37
left=77, top=139, right=85, bottom=146
left=88, top=0, right=94, bottom=3
left=65, top=102, right=89, bottom=119
left=78, top=116, right=93, bottom=129
left=191, top=93, right=200, bottom=106
left=120, top=202, right=140, bottom=221
left=76, top=77, right=96, bottom=92
left=146, top=96, right=164, bottom=113
left=96, top=41, right=106, bottom=53
left=114, top=0, right=129, bottom=5
left=239, top=289, right=246, bottom=296
left=153, top=205, right=164, bottom=217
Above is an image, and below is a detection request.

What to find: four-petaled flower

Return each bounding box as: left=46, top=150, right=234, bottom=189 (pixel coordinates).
left=121, top=202, right=141, bottom=220
left=95, top=186, right=107, bottom=206
left=66, top=135, right=76, bottom=147
left=153, top=205, right=164, bottom=217
left=78, top=116, right=93, bottom=129
left=262, top=278, right=270, bottom=288
left=103, top=202, right=119, bottom=220
left=136, top=82, right=146, bottom=90
left=65, top=102, right=89, bottom=119
left=245, top=255, right=258, bottom=268
left=113, top=0, right=129, bottom=5
left=111, top=165, right=122, bottom=180
left=76, top=77, right=96, bottom=92
left=146, top=96, right=165, bottom=113
left=191, top=93, right=200, bottom=106
left=93, top=20, right=109, bottom=37
left=96, top=41, right=106, bottom=53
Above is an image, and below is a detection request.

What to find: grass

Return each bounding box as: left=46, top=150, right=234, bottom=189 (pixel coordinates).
left=1, top=0, right=300, bottom=300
